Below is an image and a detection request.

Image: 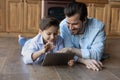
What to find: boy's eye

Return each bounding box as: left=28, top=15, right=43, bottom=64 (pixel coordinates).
left=46, top=33, right=58, bottom=36
left=47, top=33, right=51, bottom=35
left=54, top=33, right=58, bottom=35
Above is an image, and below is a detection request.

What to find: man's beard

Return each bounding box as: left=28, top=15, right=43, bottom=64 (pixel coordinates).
left=71, top=26, right=85, bottom=35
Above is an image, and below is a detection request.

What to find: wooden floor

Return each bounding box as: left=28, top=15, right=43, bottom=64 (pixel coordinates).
left=0, top=37, right=120, bottom=80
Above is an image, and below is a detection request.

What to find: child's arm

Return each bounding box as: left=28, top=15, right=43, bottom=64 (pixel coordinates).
left=32, top=42, right=56, bottom=61
left=31, top=48, right=46, bottom=61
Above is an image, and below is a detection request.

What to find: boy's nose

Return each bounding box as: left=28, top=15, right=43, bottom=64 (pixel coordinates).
left=50, top=35, right=55, bottom=41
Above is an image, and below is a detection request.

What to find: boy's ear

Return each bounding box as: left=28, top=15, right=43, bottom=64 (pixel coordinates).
left=39, top=29, right=42, bottom=33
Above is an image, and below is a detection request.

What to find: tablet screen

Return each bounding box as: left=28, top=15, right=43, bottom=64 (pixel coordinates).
left=42, top=53, right=75, bottom=66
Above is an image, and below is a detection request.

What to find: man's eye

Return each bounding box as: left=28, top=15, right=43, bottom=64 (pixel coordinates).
left=67, top=23, right=70, bottom=25
left=67, top=22, right=70, bottom=24
left=72, top=23, right=78, bottom=25
left=67, top=22, right=78, bottom=25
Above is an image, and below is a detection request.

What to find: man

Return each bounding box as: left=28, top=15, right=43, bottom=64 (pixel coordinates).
left=59, top=2, right=106, bottom=71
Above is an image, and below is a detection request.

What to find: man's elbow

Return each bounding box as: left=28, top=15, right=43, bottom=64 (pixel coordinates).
left=90, top=49, right=103, bottom=61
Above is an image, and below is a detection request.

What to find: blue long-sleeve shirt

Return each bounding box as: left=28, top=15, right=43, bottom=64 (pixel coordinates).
left=60, top=18, right=106, bottom=61
left=21, top=33, right=64, bottom=64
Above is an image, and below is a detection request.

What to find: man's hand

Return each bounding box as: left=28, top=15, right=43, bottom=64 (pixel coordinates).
left=56, top=48, right=78, bottom=54
left=68, top=59, right=75, bottom=67
left=56, top=48, right=82, bottom=57
left=56, top=48, right=72, bottom=53
left=79, top=58, right=103, bottom=71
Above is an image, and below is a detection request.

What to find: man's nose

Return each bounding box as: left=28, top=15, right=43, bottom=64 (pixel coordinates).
left=69, top=24, right=74, bottom=30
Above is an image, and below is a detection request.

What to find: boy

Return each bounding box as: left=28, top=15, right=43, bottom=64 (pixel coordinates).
left=19, top=17, right=74, bottom=66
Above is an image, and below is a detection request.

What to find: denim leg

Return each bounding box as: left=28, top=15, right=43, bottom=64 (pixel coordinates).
left=18, top=37, right=27, bottom=47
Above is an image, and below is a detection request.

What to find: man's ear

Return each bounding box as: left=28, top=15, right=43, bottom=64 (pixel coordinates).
left=83, top=17, right=87, bottom=24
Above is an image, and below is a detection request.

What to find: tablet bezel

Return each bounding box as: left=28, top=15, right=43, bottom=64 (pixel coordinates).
left=42, top=53, right=75, bottom=66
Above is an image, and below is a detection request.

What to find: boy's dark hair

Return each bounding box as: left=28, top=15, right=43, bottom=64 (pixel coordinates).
left=40, top=17, right=59, bottom=31
left=64, top=2, right=87, bottom=22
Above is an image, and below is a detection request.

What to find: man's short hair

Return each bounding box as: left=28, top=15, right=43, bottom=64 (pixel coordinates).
left=64, top=2, right=87, bottom=22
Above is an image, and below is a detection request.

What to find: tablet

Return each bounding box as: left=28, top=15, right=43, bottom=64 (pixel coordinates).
left=42, top=53, right=75, bottom=66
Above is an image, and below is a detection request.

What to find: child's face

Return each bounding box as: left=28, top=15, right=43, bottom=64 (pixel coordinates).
left=40, top=26, right=59, bottom=43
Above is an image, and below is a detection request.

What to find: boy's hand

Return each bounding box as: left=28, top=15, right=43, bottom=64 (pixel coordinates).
left=68, top=59, right=75, bottom=67
left=44, top=42, right=56, bottom=52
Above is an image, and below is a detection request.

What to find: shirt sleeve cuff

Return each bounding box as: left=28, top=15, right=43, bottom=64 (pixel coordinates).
left=23, top=53, right=34, bottom=64
left=74, top=55, right=79, bottom=62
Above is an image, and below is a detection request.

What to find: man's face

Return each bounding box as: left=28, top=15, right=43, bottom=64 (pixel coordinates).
left=66, top=13, right=83, bottom=35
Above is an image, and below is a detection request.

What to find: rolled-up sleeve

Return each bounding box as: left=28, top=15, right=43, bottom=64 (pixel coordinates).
left=21, top=40, right=38, bottom=64
left=81, top=49, right=90, bottom=59
left=81, top=25, right=106, bottom=61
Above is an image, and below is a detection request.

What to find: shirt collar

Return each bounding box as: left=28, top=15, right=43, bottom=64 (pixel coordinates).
left=36, top=33, right=44, bottom=45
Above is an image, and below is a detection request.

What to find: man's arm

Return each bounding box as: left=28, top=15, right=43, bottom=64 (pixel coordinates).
left=57, top=47, right=103, bottom=71
left=81, top=26, right=106, bottom=61
left=77, top=57, right=103, bottom=71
